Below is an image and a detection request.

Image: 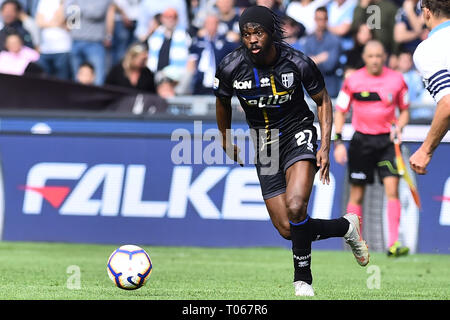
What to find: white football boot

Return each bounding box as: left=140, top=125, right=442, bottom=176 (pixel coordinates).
left=343, top=213, right=369, bottom=266
left=293, top=281, right=315, bottom=297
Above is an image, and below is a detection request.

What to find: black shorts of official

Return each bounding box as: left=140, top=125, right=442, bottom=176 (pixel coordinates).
left=348, top=131, right=399, bottom=185
left=254, top=125, right=319, bottom=200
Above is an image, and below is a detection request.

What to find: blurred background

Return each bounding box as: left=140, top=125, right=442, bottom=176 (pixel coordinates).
left=0, top=0, right=448, bottom=255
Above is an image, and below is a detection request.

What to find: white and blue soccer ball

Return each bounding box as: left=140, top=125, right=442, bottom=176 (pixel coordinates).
left=107, top=245, right=152, bottom=290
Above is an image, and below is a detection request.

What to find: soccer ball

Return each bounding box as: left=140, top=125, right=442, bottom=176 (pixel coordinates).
left=107, top=245, right=152, bottom=290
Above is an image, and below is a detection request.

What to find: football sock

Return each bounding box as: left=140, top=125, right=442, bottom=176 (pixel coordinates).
left=387, top=198, right=401, bottom=247
left=309, top=217, right=350, bottom=241
left=347, top=203, right=363, bottom=230
left=289, top=215, right=351, bottom=284
left=290, top=216, right=313, bottom=284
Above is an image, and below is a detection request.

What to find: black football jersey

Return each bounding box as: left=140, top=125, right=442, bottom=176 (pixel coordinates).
left=214, top=43, right=325, bottom=139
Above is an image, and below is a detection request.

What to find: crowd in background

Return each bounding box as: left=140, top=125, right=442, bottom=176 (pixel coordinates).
left=0, top=0, right=435, bottom=104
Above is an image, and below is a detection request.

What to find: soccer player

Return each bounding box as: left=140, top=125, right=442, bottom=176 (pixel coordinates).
left=409, top=0, right=450, bottom=175
left=333, top=40, right=410, bottom=257
left=214, top=6, right=369, bottom=297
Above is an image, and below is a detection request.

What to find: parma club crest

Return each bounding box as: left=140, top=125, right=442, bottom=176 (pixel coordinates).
left=281, top=72, right=294, bottom=88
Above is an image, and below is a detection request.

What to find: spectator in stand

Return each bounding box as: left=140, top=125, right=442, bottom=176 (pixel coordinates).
left=0, top=0, right=40, bottom=45
left=0, top=0, right=33, bottom=50
left=146, top=8, right=190, bottom=77
left=35, top=0, right=71, bottom=80
left=282, top=15, right=306, bottom=51
left=75, top=61, right=95, bottom=85
left=65, top=0, right=115, bottom=86
left=215, top=0, right=240, bottom=43
left=0, top=31, right=39, bottom=75
left=105, top=43, right=156, bottom=93
left=187, top=11, right=238, bottom=95
left=110, top=0, right=140, bottom=66
left=189, top=0, right=211, bottom=35
left=394, top=0, right=426, bottom=54
left=256, top=0, right=285, bottom=17
left=134, top=0, right=188, bottom=43
left=19, top=3, right=39, bottom=48
left=235, top=0, right=252, bottom=11
left=13, top=0, right=39, bottom=17
left=154, top=65, right=181, bottom=98
left=351, top=0, right=398, bottom=57
left=396, top=50, right=425, bottom=104
left=343, top=22, right=373, bottom=77
left=327, top=0, right=357, bottom=50
left=303, top=6, right=342, bottom=97
left=286, top=0, right=332, bottom=36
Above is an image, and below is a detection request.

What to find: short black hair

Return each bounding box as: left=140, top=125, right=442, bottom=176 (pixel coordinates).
left=315, top=6, right=328, bottom=14
left=79, top=62, right=95, bottom=72
left=1, top=0, right=22, bottom=12
left=4, top=29, right=23, bottom=42
left=421, top=0, right=450, bottom=18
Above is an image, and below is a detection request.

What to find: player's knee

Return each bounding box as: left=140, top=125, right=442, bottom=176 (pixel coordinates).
left=286, top=196, right=308, bottom=222
left=277, top=222, right=291, bottom=240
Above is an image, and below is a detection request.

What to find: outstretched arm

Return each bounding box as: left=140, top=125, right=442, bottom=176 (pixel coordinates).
left=409, top=95, right=450, bottom=174
left=310, top=88, right=333, bottom=185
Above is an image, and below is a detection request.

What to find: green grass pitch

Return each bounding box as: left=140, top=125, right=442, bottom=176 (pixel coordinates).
left=0, top=241, right=448, bottom=300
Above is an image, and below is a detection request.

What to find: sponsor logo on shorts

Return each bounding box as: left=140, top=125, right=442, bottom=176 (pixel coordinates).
left=351, top=172, right=367, bottom=180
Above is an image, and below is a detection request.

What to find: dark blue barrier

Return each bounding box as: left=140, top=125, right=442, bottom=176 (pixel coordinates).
left=407, top=143, right=450, bottom=253
left=0, top=118, right=448, bottom=253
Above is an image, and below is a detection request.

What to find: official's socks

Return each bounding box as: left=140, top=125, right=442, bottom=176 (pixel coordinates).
left=290, top=216, right=312, bottom=284
left=387, top=198, right=401, bottom=247
left=347, top=203, right=363, bottom=230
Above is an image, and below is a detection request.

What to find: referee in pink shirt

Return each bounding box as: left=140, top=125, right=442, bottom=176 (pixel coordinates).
left=333, top=40, right=410, bottom=257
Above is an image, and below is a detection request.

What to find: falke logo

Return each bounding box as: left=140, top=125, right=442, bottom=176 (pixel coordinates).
left=20, top=162, right=267, bottom=219
left=19, top=185, right=70, bottom=209
left=20, top=162, right=336, bottom=221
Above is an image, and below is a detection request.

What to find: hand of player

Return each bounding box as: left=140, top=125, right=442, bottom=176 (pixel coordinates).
left=224, top=143, right=244, bottom=167
left=409, top=147, right=431, bottom=175
left=316, top=147, right=330, bottom=185
left=333, top=143, right=347, bottom=165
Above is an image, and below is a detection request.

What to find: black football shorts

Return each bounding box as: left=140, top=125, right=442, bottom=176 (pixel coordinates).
left=348, top=131, right=399, bottom=185
left=253, top=125, right=319, bottom=200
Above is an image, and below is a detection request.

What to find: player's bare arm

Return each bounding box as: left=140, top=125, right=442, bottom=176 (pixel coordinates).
left=311, top=88, right=332, bottom=185
left=333, top=109, right=347, bottom=165
left=410, top=94, right=450, bottom=174
left=410, top=0, right=450, bottom=174
left=216, top=97, right=243, bottom=166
